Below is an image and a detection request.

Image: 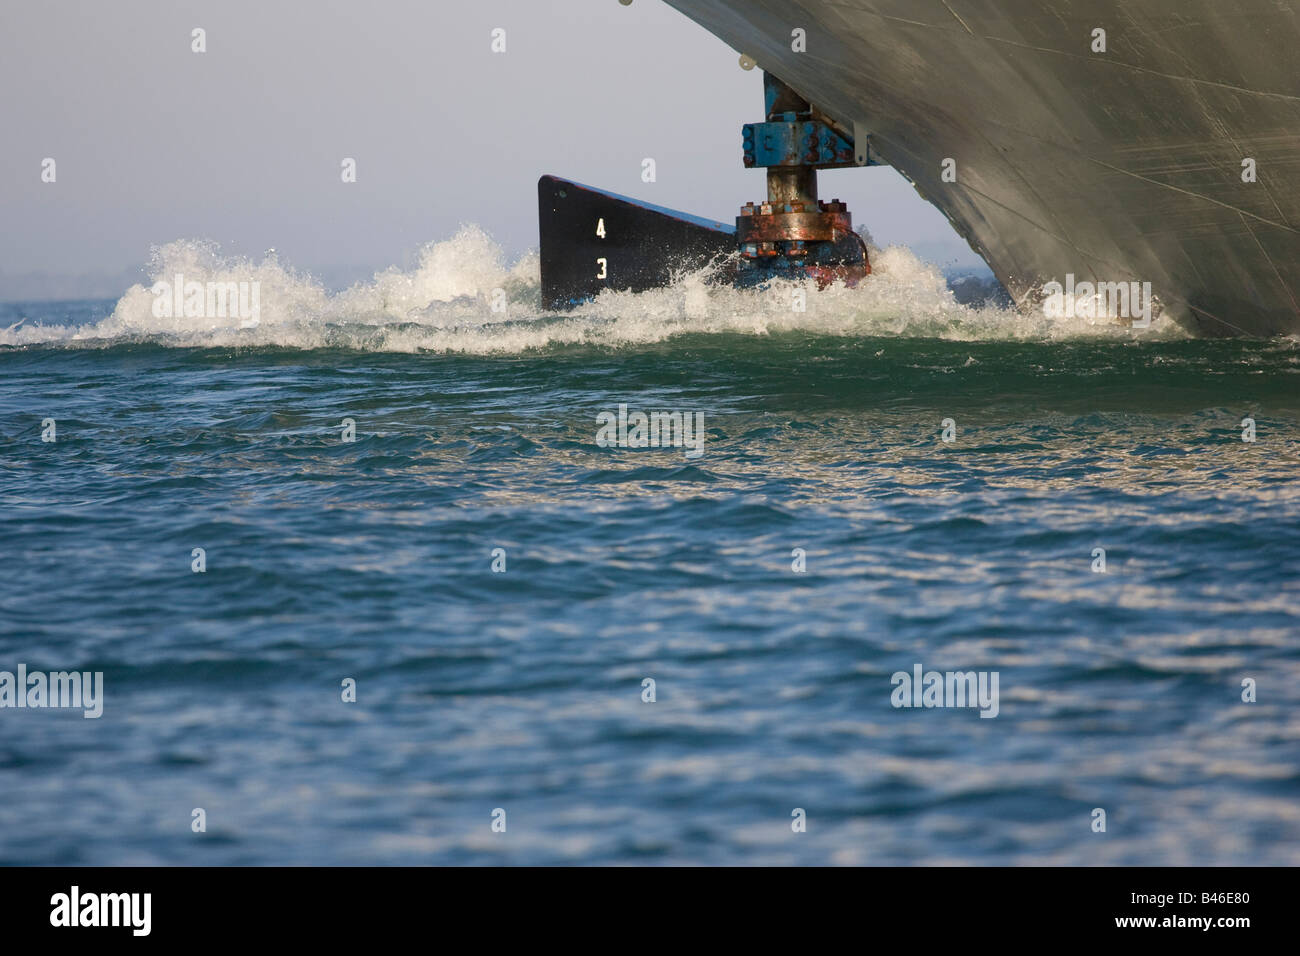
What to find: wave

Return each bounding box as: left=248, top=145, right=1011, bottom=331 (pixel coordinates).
left=0, top=226, right=1189, bottom=352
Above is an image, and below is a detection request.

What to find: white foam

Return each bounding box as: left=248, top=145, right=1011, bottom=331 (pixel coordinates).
left=0, top=227, right=1186, bottom=352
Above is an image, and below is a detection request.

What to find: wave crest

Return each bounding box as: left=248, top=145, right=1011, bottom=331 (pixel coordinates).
left=0, top=226, right=1184, bottom=352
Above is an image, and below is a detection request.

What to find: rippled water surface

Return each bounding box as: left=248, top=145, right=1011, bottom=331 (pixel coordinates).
left=2, top=242, right=1299, bottom=864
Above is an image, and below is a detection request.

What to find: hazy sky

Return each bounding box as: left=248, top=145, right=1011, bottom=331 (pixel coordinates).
left=0, top=0, right=977, bottom=297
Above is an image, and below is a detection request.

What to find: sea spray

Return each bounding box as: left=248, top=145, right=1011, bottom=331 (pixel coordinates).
left=0, top=227, right=1188, bottom=352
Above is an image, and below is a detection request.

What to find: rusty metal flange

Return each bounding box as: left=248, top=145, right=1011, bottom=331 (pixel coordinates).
left=736, top=199, right=854, bottom=246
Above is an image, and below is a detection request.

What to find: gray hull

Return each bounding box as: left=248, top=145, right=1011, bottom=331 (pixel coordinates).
left=664, top=0, right=1300, bottom=336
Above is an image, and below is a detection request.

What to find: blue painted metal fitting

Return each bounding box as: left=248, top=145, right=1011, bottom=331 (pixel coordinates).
left=741, top=120, right=856, bottom=169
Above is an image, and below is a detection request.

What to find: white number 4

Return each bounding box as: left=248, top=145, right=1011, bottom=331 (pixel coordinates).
left=596, top=218, right=606, bottom=238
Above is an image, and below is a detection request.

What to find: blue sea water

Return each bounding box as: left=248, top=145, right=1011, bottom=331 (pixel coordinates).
left=1, top=240, right=1298, bottom=865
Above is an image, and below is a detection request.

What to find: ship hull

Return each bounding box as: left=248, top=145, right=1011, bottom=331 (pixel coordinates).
left=665, top=0, right=1300, bottom=336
